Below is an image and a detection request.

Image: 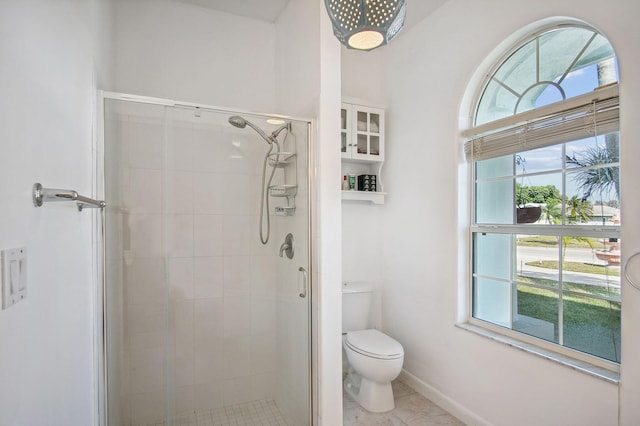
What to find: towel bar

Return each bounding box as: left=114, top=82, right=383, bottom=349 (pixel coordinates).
left=32, top=182, right=106, bottom=212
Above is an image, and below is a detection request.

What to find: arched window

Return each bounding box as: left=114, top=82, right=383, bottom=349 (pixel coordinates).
left=465, top=24, right=621, bottom=366
left=475, top=26, right=618, bottom=124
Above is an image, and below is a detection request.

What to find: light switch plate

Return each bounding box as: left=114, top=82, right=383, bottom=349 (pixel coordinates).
left=1, top=247, right=27, bottom=309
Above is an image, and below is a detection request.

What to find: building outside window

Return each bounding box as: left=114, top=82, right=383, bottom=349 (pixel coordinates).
left=464, top=24, right=621, bottom=367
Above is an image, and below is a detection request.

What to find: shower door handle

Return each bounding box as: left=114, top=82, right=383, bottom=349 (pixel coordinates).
left=298, top=266, right=308, bottom=298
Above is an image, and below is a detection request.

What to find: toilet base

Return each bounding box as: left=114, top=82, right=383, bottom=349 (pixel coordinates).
left=344, top=371, right=395, bottom=413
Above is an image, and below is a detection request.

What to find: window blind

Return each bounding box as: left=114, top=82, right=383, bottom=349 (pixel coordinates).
left=463, top=84, right=619, bottom=162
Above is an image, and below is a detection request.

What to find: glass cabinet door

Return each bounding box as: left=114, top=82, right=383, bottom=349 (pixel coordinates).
left=353, top=106, right=383, bottom=160
left=341, top=106, right=349, bottom=156
left=341, top=103, right=384, bottom=161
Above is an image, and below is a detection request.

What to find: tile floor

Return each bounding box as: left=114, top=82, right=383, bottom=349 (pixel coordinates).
left=135, top=380, right=463, bottom=426
left=343, top=380, right=465, bottom=426
left=137, top=399, right=289, bottom=426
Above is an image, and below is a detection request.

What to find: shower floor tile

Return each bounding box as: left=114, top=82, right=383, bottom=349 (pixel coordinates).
left=136, top=399, right=289, bottom=426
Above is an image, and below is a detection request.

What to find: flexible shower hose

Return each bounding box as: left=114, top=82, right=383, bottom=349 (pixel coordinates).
left=259, top=130, right=289, bottom=244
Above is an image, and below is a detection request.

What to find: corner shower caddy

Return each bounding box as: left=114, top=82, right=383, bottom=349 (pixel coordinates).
left=268, top=151, right=298, bottom=216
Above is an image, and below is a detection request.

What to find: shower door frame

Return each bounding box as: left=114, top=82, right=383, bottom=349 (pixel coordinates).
left=93, top=90, right=316, bottom=426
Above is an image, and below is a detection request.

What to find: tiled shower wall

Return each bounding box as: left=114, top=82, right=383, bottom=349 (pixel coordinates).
left=105, top=101, right=300, bottom=425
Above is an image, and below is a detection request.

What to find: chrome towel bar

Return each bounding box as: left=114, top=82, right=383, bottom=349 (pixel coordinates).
left=32, top=182, right=106, bottom=212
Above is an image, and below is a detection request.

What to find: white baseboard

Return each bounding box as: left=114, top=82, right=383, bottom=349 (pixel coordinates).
left=397, top=369, right=492, bottom=426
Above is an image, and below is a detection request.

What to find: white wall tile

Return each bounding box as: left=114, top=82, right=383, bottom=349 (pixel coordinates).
left=106, top=213, right=124, bottom=261
left=173, top=301, right=195, bottom=388
left=223, top=296, right=252, bottom=338
left=128, top=214, right=163, bottom=259
left=194, top=338, right=225, bottom=384
left=127, top=303, right=166, bottom=336
left=167, top=125, right=195, bottom=171
left=174, top=300, right=194, bottom=344
left=222, top=377, right=253, bottom=406
left=174, top=336, right=195, bottom=387
left=128, top=120, right=163, bottom=170
left=193, top=128, right=223, bottom=173
left=251, top=333, right=277, bottom=374
left=126, top=169, right=162, bottom=214
left=194, top=257, right=223, bottom=299
left=130, top=391, right=165, bottom=425
left=223, top=336, right=252, bottom=378
left=223, top=214, right=253, bottom=255
left=118, top=395, right=132, bottom=426
left=194, top=215, right=223, bottom=256
left=169, top=258, right=194, bottom=300
left=251, top=255, right=277, bottom=297
left=223, top=256, right=252, bottom=296
left=173, top=385, right=195, bottom=415
left=220, top=128, right=262, bottom=174
left=193, top=172, right=224, bottom=214
left=166, top=171, right=194, bottom=214
left=251, top=372, right=277, bottom=401
left=251, top=298, right=277, bottom=335
left=167, top=214, right=194, bottom=257
left=125, top=258, right=165, bottom=305
left=246, top=173, right=264, bottom=217
left=221, top=174, right=252, bottom=215
left=128, top=330, right=165, bottom=352
left=250, top=218, right=275, bottom=256
left=192, top=382, right=225, bottom=411
left=130, top=346, right=164, bottom=394
left=194, top=299, right=224, bottom=342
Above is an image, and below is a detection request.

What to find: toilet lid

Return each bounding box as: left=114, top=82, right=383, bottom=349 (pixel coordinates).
left=345, top=329, right=404, bottom=359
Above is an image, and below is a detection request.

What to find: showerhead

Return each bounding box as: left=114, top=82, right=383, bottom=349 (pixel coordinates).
left=228, top=115, right=247, bottom=129
left=228, top=115, right=273, bottom=144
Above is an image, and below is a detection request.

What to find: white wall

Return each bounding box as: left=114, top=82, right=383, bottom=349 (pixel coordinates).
left=275, top=0, right=321, bottom=118
left=0, top=0, right=113, bottom=425
left=113, top=0, right=277, bottom=113
left=340, top=48, right=387, bottom=328
left=341, top=49, right=386, bottom=106
left=372, top=0, right=640, bottom=425
left=341, top=203, right=383, bottom=327
left=275, top=1, right=343, bottom=425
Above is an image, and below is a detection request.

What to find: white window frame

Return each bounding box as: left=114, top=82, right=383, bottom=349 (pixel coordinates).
left=464, top=27, right=621, bottom=373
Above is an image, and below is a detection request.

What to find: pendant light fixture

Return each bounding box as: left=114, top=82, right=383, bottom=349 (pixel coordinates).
left=324, top=0, right=407, bottom=51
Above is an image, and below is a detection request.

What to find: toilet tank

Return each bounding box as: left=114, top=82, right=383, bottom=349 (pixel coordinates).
left=342, top=282, right=373, bottom=333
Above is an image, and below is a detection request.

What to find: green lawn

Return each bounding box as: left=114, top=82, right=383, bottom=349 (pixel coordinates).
left=516, top=278, right=621, bottom=362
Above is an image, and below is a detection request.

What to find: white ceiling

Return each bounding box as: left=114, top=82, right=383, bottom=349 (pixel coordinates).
left=172, top=0, right=448, bottom=29
left=172, top=0, right=291, bottom=22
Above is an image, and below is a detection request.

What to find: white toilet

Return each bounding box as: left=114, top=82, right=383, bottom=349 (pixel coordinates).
left=342, top=282, right=404, bottom=413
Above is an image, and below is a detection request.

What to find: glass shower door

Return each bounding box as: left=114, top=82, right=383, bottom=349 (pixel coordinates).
left=103, top=96, right=311, bottom=426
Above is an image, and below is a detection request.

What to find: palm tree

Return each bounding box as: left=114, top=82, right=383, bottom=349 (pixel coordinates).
left=596, top=57, right=620, bottom=205
left=566, top=195, right=593, bottom=224
left=562, top=235, right=595, bottom=259
left=540, top=199, right=562, bottom=224
left=566, top=146, right=619, bottom=204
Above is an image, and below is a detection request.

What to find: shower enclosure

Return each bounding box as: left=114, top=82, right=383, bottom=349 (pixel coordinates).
left=101, top=94, right=312, bottom=426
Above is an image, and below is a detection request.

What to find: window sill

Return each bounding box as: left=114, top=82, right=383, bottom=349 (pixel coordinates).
left=455, top=322, right=620, bottom=385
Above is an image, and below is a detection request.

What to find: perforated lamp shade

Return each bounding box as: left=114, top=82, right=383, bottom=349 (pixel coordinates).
left=324, top=0, right=407, bottom=51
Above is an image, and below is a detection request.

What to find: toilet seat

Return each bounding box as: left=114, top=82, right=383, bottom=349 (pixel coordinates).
left=345, top=329, right=403, bottom=360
